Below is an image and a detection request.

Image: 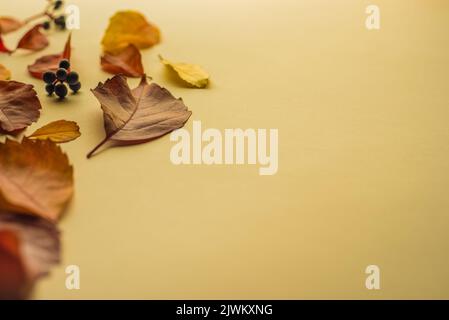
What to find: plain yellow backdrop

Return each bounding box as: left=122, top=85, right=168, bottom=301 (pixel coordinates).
left=1, top=0, right=449, bottom=299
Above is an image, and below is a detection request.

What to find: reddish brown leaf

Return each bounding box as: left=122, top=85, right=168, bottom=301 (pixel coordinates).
left=0, top=80, right=41, bottom=133
left=0, top=213, right=60, bottom=299
left=0, top=138, right=74, bottom=221
left=87, top=75, right=192, bottom=158
left=0, top=17, right=23, bottom=35
left=0, top=34, right=11, bottom=53
left=101, top=44, right=144, bottom=78
left=28, top=33, right=71, bottom=79
left=16, top=24, right=48, bottom=52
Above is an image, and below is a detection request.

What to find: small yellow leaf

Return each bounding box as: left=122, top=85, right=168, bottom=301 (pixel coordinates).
left=159, top=55, right=209, bottom=88
left=101, top=11, right=160, bottom=54
left=28, top=120, right=81, bottom=143
left=0, top=64, right=11, bottom=80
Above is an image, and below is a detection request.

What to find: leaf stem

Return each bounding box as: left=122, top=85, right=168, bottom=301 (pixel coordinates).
left=86, top=135, right=110, bottom=159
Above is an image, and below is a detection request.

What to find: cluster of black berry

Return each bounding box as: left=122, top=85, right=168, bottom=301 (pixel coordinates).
left=42, top=1, right=66, bottom=31
left=43, top=60, right=81, bottom=99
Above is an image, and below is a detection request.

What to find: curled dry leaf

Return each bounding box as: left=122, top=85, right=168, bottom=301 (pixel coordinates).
left=0, top=213, right=60, bottom=300
left=0, top=64, right=11, bottom=80
left=16, top=24, right=49, bottom=52
left=0, top=80, right=41, bottom=133
left=101, top=44, right=144, bottom=78
left=0, top=17, right=24, bottom=35
left=101, top=11, right=160, bottom=54
left=0, top=138, right=74, bottom=222
left=87, top=75, right=192, bottom=158
left=28, top=120, right=81, bottom=143
left=28, top=33, right=71, bottom=79
left=159, top=55, right=209, bottom=88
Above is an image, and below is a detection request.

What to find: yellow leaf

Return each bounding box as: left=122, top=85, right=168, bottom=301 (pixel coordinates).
left=159, top=55, right=209, bottom=88
left=0, top=64, right=11, bottom=80
left=101, top=11, right=160, bottom=54
left=28, top=120, right=81, bottom=143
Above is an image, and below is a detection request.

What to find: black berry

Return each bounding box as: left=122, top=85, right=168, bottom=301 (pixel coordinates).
left=42, top=21, right=51, bottom=30
left=55, top=83, right=68, bottom=98
left=69, top=82, right=81, bottom=93
left=55, top=16, right=66, bottom=30
left=66, top=72, right=79, bottom=85
left=56, top=68, right=67, bottom=81
left=45, top=84, right=55, bottom=95
left=59, top=59, right=70, bottom=70
left=54, top=0, right=63, bottom=10
left=43, top=71, right=56, bottom=84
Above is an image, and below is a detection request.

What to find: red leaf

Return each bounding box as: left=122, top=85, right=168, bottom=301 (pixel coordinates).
left=101, top=44, right=144, bottom=78
left=16, top=24, right=48, bottom=52
left=0, top=34, right=11, bottom=53
left=28, top=33, right=72, bottom=79
left=0, top=214, right=60, bottom=299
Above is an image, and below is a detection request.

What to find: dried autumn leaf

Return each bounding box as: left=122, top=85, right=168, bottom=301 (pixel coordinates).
left=28, top=33, right=71, bottom=79
left=16, top=24, right=48, bottom=52
left=159, top=55, right=209, bottom=88
left=0, top=64, right=11, bottom=80
left=0, top=213, right=60, bottom=299
left=0, top=138, right=74, bottom=221
left=101, top=11, right=160, bottom=54
left=87, top=75, right=192, bottom=158
left=0, top=80, right=41, bottom=133
left=0, top=34, right=11, bottom=53
left=28, top=120, right=81, bottom=143
left=101, top=44, right=144, bottom=78
left=0, top=17, right=23, bottom=35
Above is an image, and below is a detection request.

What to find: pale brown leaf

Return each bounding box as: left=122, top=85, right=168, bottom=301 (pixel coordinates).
left=87, top=75, right=192, bottom=158
left=0, top=80, right=41, bottom=133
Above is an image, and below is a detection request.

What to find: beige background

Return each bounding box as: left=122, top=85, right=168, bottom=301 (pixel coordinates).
left=1, top=0, right=449, bottom=299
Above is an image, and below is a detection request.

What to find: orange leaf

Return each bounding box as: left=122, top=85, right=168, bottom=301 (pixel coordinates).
left=0, top=138, right=74, bottom=221
left=16, top=24, right=48, bottom=52
left=101, top=44, right=144, bottom=78
left=0, top=63, right=11, bottom=80
left=0, top=17, right=23, bottom=35
left=28, top=33, right=71, bottom=79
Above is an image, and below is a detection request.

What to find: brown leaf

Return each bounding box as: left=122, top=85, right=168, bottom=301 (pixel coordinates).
left=28, top=120, right=81, bottom=143
left=0, top=80, right=41, bottom=133
left=101, top=44, right=144, bottom=78
left=27, top=33, right=71, bottom=79
left=0, top=213, right=60, bottom=299
left=87, top=75, right=192, bottom=158
left=0, top=64, right=11, bottom=80
left=16, top=24, right=48, bottom=52
left=0, top=17, right=24, bottom=35
left=0, top=138, right=74, bottom=221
